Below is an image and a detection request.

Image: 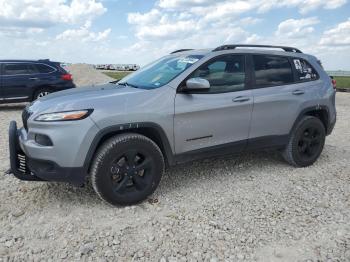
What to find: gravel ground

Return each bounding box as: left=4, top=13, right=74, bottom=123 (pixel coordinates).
left=65, top=64, right=115, bottom=87
left=0, top=93, right=349, bottom=261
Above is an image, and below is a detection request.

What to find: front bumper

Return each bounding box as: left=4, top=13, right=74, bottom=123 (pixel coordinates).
left=8, top=121, right=87, bottom=186
left=8, top=121, right=44, bottom=181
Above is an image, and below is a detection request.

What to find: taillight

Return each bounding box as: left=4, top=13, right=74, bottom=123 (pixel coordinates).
left=61, top=74, right=72, bottom=81
left=331, top=79, right=337, bottom=89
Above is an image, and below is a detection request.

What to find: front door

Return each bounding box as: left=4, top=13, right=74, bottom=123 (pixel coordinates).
left=174, top=54, right=253, bottom=155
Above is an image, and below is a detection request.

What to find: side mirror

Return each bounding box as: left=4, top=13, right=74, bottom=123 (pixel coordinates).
left=184, top=77, right=210, bottom=91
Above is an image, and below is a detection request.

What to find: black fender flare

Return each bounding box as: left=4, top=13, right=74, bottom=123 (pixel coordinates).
left=289, top=105, right=331, bottom=136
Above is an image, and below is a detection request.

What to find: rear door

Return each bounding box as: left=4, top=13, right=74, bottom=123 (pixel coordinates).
left=32, top=63, right=58, bottom=87
left=248, top=54, right=308, bottom=147
left=174, top=54, right=253, bottom=155
left=2, top=63, right=37, bottom=101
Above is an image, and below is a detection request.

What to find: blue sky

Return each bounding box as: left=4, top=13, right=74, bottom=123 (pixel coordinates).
left=0, top=0, right=350, bottom=70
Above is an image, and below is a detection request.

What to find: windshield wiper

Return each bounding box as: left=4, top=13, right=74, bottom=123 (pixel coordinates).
left=118, top=82, right=139, bottom=88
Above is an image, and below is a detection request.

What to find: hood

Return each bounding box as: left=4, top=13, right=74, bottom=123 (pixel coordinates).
left=29, top=83, right=145, bottom=114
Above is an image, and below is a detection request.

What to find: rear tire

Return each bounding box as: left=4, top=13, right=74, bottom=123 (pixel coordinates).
left=33, top=88, right=51, bottom=100
left=91, top=133, right=164, bottom=206
left=283, top=116, right=325, bottom=167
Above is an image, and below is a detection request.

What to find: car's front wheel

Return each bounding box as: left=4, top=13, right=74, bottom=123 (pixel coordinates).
left=283, top=116, right=325, bottom=167
left=91, top=133, right=164, bottom=206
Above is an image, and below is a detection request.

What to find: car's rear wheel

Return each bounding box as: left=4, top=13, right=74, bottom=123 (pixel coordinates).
left=91, top=133, right=164, bottom=206
left=34, top=89, right=51, bottom=100
left=283, top=116, right=325, bottom=167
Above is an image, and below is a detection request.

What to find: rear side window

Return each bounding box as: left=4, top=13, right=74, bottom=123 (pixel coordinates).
left=292, top=58, right=318, bottom=81
left=253, top=55, right=294, bottom=87
left=34, top=63, right=55, bottom=73
left=3, top=63, right=31, bottom=75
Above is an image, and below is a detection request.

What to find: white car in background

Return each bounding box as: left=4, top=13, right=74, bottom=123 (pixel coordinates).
left=95, top=64, right=140, bottom=71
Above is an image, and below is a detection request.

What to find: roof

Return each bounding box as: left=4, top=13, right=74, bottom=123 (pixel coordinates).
left=213, top=44, right=302, bottom=53
left=0, top=59, right=56, bottom=63
left=170, top=45, right=314, bottom=60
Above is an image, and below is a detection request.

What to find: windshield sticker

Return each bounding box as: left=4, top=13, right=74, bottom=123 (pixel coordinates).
left=178, top=57, right=199, bottom=64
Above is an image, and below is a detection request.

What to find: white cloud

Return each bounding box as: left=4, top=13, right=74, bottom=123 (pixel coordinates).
left=276, top=17, right=320, bottom=38
left=320, top=18, right=350, bottom=46
left=157, top=0, right=347, bottom=14
left=0, top=26, right=44, bottom=38
left=127, top=9, right=162, bottom=25
left=256, top=0, right=347, bottom=14
left=201, top=1, right=253, bottom=21
left=0, top=0, right=106, bottom=27
left=126, top=0, right=349, bottom=69
left=0, top=0, right=108, bottom=40
left=56, top=22, right=111, bottom=42
left=127, top=2, right=256, bottom=43
left=239, top=17, right=263, bottom=26
left=135, top=20, right=197, bottom=40
left=127, top=0, right=346, bottom=46
left=0, top=0, right=113, bottom=64
left=158, top=0, right=219, bottom=9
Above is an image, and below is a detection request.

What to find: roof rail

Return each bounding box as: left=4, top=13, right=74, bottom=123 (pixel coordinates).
left=213, top=44, right=302, bottom=53
left=170, top=49, right=193, bottom=54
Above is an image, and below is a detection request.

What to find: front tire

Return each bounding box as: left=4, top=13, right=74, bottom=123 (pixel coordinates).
left=91, top=133, right=164, bottom=206
left=283, top=116, right=325, bottom=167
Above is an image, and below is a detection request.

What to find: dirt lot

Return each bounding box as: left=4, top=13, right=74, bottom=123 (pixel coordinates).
left=0, top=93, right=349, bottom=261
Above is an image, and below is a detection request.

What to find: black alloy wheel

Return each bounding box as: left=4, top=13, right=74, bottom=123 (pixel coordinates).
left=109, top=149, right=153, bottom=194
left=296, top=126, right=323, bottom=161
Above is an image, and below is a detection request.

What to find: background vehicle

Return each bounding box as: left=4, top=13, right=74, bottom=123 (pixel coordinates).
left=0, top=59, right=75, bottom=103
left=95, top=64, right=140, bottom=71
left=8, top=45, right=336, bottom=206
left=125, top=64, right=140, bottom=71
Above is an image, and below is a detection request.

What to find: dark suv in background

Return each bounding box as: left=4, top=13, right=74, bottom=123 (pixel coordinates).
left=0, top=60, right=75, bottom=103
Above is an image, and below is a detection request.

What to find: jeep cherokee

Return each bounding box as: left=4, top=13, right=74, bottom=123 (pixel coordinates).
left=8, top=45, right=336, bottom=206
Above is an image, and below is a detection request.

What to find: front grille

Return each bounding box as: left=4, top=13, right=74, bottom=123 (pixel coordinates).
left=22, top=107, right=32, bottom=131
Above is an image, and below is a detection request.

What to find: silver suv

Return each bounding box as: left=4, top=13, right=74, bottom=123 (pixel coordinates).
left=8, top=45, right=336, bottom=206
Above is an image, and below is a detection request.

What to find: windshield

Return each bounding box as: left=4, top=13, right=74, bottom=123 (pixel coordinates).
left=119, top=54, right=204, bottom=89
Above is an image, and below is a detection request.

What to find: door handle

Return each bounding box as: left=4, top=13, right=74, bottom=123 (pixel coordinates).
left=29, top=77, right=39, bottom=80
left=292, top=90, right=305, bottom=95
left=232, top=96, right=250, bottom=102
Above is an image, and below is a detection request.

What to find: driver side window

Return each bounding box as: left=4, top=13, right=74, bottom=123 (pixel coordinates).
left=191, top=55, right=246, bottom=93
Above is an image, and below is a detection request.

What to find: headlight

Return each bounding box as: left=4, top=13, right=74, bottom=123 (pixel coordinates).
left=35, top=109, right=93, bottom=122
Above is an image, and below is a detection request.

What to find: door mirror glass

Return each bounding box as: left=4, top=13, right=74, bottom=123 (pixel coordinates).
left=185, top=77, right=210, bottom=91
